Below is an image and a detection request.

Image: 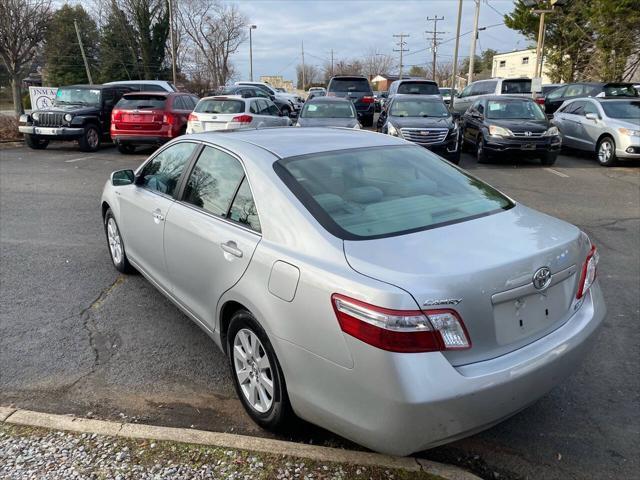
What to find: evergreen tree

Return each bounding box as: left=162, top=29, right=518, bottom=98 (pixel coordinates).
left=99, top=7, right=138, bottom=82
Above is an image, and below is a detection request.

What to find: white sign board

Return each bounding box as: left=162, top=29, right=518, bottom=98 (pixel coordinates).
left=29, top=86, right=58, bottom=110
left=531, top=77, right=543, bottom=94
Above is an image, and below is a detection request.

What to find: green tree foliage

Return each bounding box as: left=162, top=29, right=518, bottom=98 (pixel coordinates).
left=461, top=55, right=482, bottom=75
left=123, top=0, right=170, bottom=79
left=481, top=49, right=498, bottom=72
left=99, top=7, right=138, bottom=82
left=408, top=65, right=427, bottom=77
left=44, top=5, right=99, bottom=86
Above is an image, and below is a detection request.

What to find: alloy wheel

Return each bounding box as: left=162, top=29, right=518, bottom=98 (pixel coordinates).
left=107, top=218, right=123, bottom=265
left=598, top=139, right=613, bottom=164
left=87, top=128, right=99, bottom=149
left=233, top=328, right=274, bottom=413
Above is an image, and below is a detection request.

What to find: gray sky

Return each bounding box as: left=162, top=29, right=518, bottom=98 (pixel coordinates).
left=226, top=0, right=529, bottom=82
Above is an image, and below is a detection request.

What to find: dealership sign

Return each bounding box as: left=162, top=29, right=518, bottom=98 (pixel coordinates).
left=29, top=86, right=58, bottom=110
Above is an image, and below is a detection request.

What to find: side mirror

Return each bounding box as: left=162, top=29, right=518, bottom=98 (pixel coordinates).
left=270, top=95, right=276, bottom=101
left=471, top=112, right=482, bottom=120
left=111, top=169, right=135, bottom=186
left=585, top=113, right=598, bottom=120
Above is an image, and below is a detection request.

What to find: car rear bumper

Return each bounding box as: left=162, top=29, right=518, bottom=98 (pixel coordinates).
left=485, top=135, right=561, bottom=154
left=18, top=126, right=84, bottom=139
left=277, top=281, right=605, bottom=456
left=112, top=134, right=172, bottom=146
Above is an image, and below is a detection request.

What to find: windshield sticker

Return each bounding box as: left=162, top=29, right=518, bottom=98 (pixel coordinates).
left=307, top=105, right=318, bottom=111
left=489, top=103, right=502, bottom=111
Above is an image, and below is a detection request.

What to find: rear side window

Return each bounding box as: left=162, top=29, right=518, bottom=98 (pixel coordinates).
left=501, top=79, right=531, bottom=94
left=142, top=84, right=166, bottom=92
left=229, top=177, right=261, bottom=232
left=329, top=78, right=372, bottom=93
left=195, top=99, right=245, bottom=114
left=139, top=142, right=197, bottom=196
left=546, top=85, right=566, bottom=100
left=397, top=81, right=439, bottom=95
left=275, top=145, right=513, bottom=240
left=564, top=84, right=584, bottom=97
left=116, top=95, right=167, bottom=110
left=602, top=84, right=638, bottom=97
left=564, top=101, right=586, bottom=115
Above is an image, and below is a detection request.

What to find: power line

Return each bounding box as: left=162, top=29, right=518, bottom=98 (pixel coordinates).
left=393, top=33, right=410, bottom=79
left=485, top=1, right=505, bottom=18
left=426, top=16, right=446, bottom=79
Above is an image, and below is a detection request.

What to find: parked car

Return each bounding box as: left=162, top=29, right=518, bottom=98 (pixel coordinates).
left=104, top=80, right=177, bottom=93
left=378, top=95, right=460, bottom=163
left=307, top=90, right=326, bottom=101
left=222, top=85, right=294, bottom=117
left=308, top=87, right=326, bottom=96
left=543, top=82, right=638, bottom=115
left=186, top=95, right=290, bottom=133
left=235, top=81, right=304, bottom=115
left=102, top=127, right=605, bottom=456
left=388, top=79, right=440, bottom=100
left=326, top=75, right=375, bottom=126
left=439, top=87, right=457, bottom=106
left=110, top=92, right=198, bottom=153
left=377, top=91, right=389, bottom=111
left=295, top=97, right=360, bottom=128
left=533, top=83, right=564, bottom=106
left=452, top=77, right=532, bottom=114
left=18, top=84, right=131, bottom=151
left=460, top=95, right=561, bottom=165
left=552, top=98, right=640, bottom=166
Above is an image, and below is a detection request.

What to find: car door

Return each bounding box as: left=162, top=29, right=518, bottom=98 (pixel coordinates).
left=163, top=145, right=261, bottom=328
left=462, top=100, right=483, bottom=144
left=559, top=101, right=586, bottom=149
left=453, top=83, right=474, bottom=113
left=264, top=99, right=287, bottom=126
left=118, top=141, right=199, bottom=287
left=575, top=100, right=602, bottom=150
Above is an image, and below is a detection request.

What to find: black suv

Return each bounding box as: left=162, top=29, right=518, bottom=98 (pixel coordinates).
left=327, top=76, right=375, bottom=126
left=543, top=82, right=638, bottom=115
left=19, top=84, right=131, bottom=151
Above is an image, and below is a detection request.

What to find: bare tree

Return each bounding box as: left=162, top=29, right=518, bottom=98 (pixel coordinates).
left=360, top=48, right=394, bottom=79
left=0, top=0, right=51, bottom=116
left=177, top=0, right=247, bottom=89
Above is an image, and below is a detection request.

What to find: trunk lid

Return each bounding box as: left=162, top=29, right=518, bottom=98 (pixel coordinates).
left=343, top=204, right=588, bottom=366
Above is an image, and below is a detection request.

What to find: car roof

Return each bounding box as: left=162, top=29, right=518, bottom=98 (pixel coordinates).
left=122, top=91, right=171, bottom=97
left=198, top=95, right=244, bottom=101
left=62, top=84, right=113, bottom=90
left=479, top=95, right=534, bottom=101
left=393, top=94, right=442, bottom=101
left=306, top=96, right=351, bottom=103
left=190, top=127, right=403, bottom=159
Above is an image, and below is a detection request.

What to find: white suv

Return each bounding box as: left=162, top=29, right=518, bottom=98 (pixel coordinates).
left=452, top=78, right=532, bottom=113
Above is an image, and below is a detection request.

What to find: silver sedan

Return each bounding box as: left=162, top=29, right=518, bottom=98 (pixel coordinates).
left=101, top=128, right=605, bottom=455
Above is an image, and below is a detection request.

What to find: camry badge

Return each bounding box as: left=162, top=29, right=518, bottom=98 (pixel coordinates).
left=533, top=267, right=552, bottom=291
left=423, top=298, right=462, bottom=307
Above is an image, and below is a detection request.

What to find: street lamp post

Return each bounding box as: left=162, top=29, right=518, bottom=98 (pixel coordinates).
left=249, top=25, right=257, bottom=81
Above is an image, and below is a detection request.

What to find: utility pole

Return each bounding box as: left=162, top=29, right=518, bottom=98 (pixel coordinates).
left=330, top=49, right=334, bottom=77
left=249, top=25, right=257, bottom=81
left=426, top=16, right=446, bottom=80
left=393, top=33, right=410, bottom=79
left=450, top=0, right=463, bottom=93
left=74, top=20, right=93, bottom=85
left=301, top=41, right=306, bottom=90
left=468, top=0, right=481, bottom=83
left=168, top=0, right=177, bottom=86
left=533, top=9, right=553, bottom=78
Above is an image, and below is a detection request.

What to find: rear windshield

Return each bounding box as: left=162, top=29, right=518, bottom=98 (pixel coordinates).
left=274, top=145, right=512, bottom=240
left=390, top=99, right=449, bottom=117
left=329, top=78, right=372, bottom=93
left=116, top=94, right=167, bottom=109
left=301, top=102, right=355, bottom=118
left=602, top=84, right=638, bottom=97
left=486, top=100, right=546, bottom=120
left=397, top=81, right=439, bottom=95
left=501, top=79, right=532, bottom=94
left=195, top=99, right=244, bottom=114
left=601, top=100, right=640, bottom=119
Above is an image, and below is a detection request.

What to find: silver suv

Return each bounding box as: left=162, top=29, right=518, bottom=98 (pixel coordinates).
left=452, top=77, right=532, bottom=113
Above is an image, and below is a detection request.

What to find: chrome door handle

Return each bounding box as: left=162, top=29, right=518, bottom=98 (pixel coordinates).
left=152, top=209, right=164, bottom=223
left=220, top=241, right=243, bottom=258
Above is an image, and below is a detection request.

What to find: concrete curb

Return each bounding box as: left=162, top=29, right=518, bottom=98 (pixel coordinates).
left=1, top=407, right=480, bottom=480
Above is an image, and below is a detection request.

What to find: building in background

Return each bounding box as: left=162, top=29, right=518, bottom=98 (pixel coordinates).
left=491, top=48, right=551, bottom=83
left=371, top=75, right=400, bottom=91
left=260, top=75, right=294, bottom=91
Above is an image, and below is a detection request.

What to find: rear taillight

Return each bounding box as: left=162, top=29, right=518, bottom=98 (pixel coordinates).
left=163, top=113, right=176, bottom=125
left=576, top=245, right=599, bottom=299
left=332, top=294, right=471, bottom=353
left=188, top=113, right=198, bottom=122
left=534, top=97, right=545, bottom=105
left=232, top=114, right=253, bottom=124
left=362, top=96, right=375, bottom=104
left=112, top=110, right=123, bottom=122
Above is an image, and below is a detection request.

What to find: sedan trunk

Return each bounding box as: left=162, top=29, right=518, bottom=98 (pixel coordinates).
left=343, top=204, right=588, bottom=366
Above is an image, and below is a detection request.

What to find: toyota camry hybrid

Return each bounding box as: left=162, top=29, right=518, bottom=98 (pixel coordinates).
left=101, top=128, right=605, bottom=456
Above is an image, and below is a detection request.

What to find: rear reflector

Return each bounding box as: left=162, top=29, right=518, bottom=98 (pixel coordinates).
left=361, top=96, right=375, bottom=104
left=576, top=244, right=598, bottom=299
left=332, top=294, right=471, bottom=353
left=232, top=114, right=253, bottom=124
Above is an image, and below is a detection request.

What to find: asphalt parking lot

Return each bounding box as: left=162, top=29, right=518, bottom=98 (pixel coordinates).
left=1, top=138, right=638, bottom=480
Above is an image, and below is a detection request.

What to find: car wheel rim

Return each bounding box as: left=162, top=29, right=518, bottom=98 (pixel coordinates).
left=88, top=129, right=99, bottom=148
left=107, top=218, right=122, bottom=265
left=598, top=141, right=612, bottom=163
left=477, top=141, right=483, bottom=158
left=233, top=328, right=274, bottom=414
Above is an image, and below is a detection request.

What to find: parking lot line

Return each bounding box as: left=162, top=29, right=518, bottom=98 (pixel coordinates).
left=544, top=168, right=570, bottom=178
left=65, top=156, right=97, bottom=163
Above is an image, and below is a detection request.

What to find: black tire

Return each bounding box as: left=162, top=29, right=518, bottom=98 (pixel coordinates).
left=280, top=106, right=292, bottom=118
left=362, top=115, right=374, bottom=127
left=540, top=152, right=557, bottom=166
left=78, top=124, right=101, bottom=152
left=117, top=144, right=136, bottom=154
left=103, top=208, right=132, bottom=273
left=228, top=311, right=291, bottom=431
left=447, top=149, right=461, bottom=165
left=25, top=134, right=49, bottom=150
left=596, top=136, right=616, bottom=167
left=476, top=134, right=489, bottom=163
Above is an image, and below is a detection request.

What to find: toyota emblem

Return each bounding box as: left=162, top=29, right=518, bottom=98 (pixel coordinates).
left=532, top=267, right=552, bottom=290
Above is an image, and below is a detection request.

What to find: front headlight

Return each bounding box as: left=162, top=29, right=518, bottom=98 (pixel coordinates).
left=64, top=113, right=73, bottom=122
left=619, top=127, right=640, bottom=137
left=32, top=112, right=40, bottom=121
left=488, top=125, right=512, bottom=137
left=543, top=126, right=559, bottom=136
left=387, top=123, right=399, bottom=136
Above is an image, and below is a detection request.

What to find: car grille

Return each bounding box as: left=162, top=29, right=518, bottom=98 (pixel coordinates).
left=36, top=113, right=64, bottom=127
left=512, top=131, right=544, bottom=138
left=400, top=128, right=448, bottom=144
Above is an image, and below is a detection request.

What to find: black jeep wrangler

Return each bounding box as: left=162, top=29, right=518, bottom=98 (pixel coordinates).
left=19, top=84, right=131, bottom=152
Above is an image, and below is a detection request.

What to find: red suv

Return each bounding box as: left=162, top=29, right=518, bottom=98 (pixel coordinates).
left=111, top=92, right=199, bottom=153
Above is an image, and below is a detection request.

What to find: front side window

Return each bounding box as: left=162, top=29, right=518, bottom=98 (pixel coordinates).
left=390, top=99, right=449, bottom=117
left=546, top=86, right=566, bottom=100
left=583, top=102, right=599, bottom=116
left=301, top=102, right=356, bottom=118
left=459, top=84, right=472, bottom=98
left=139, top=142, right=197, bottom=196
left=602, top=84, right=638, bottom=97
left=275, top=145, right=512, bottom=240
left=183, top=146, right=245, bottom=217
left=486, top=100, right=545, bottom=120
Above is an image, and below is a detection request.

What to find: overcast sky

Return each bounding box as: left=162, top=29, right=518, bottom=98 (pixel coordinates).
left=226, top=0, right=529, bottom=82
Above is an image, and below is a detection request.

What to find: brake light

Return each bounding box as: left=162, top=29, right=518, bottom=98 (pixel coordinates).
left=163, top=112, right=176, bottom=125
left=332, top=294, right=471, bottom=353
left=231, top=114, right=253, bottom=124
left=188, top=113, right=198, bottom=122
left=535, top=97, right=545, bottom=105
left=112, top=110, right=123, bottom=122
left=362, top=96, right=375, bottom=104
left=576, top=245, right=599, bottom=299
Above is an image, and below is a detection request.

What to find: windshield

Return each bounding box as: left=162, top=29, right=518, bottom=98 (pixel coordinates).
left=329, top=78, right=371, bottom=93
left=390, top=99, right=449, bottom=117
left=301, top=102, right=355, bottom=118
left=275, top=145, right=512, bottom=240
left=116, top=94, right=166, bottom=109
left=195, top=99, right=244, bottom=114
left=397, top=82, right=439, bottom=95
left=55, top=88, right=101, bottom=106
left=501, top=79, right=531, bottom=94
left=486, top=100, right=546, bottom=120
left=601, top=100, right=640, bottom=119
left=602, top=84, right=638, bottom=97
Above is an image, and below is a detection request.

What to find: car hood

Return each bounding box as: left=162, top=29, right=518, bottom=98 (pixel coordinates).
left=344, top=204, right=588, bottom=366
left=607, top=117, right=640, bottom=128
left=486, top=118, right=549, bottom=133
left=35, top=104, right=98, bottom=115
left=297, top=117, right=359, bottom=128
left=388, top=116, right=454, bottom=129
